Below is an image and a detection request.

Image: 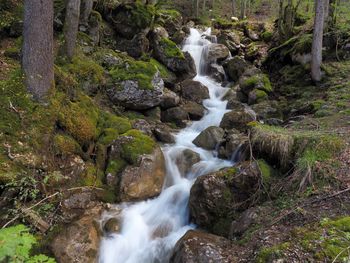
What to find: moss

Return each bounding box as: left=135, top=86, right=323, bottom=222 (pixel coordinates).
left=109, top=58, right=158, bottom=90
left=256, top=242, right=290, bottom=263
left=98, top=188, right=117, bottom=203
left=81, top=163, right=104, bottom=187
left=220, top=167, right=239, bottom=180
left=254, top=89, right=268, bottom=103
left=120, top=129, right=156, bottom=165
left=128, top=1, right=156, bottom=30
left=261, top=31, right=273, bottom=42
left=58, top=93, right=99, bottom=145
left=311, top=99, right=326, bottom=111
left=54, top=65, right=79, bottom=92
left=106, top=159, right=128, bottom=176
left=0, top=0, right=22, bottom=31
left=159, top=38, right=185, bottom=59
left=98, top=128, right=119, bottom=145
left=149, top=58, right=170, bottom=78
left=243, top=74, right=272, bottom=93
left=212, top=217, right=232, bottom=237
left=257, top=159, right=273, bottom=184
left=156, top=9, right=181, bottom=20
left=4, top=46, right=20, bottom=60
left=53, top=134, right=82, bottom=155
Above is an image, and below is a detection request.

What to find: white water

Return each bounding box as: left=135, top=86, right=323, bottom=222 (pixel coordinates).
left=99, top=28, right=232, bottom=263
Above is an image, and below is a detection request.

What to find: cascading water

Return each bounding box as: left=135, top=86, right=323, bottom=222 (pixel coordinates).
left=99, top=28, right=233, bottom=263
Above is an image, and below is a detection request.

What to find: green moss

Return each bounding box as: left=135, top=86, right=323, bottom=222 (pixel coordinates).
left=106, top=159, right=128, bottom=175
left=53, top=134, right=82, bottom=155
left=150, top=58, right=170, bottom=78
left=81, top=163, right=104, bottom=187
left=98, top=128, right=119, bottom=145
left=109, top=58, right=158, bottom=90
left=311, top=99, right=326, bottom=111
left=261, top=31, right=273, bottom=42
left=120, top=129, right=156, bottom=164
left=254, top=89, right=268, bottom=102
left=243, top=74, right=272, bottom=93
left=159, top=38, right=185, bottom=59
left=257, top=159, right=273, bottom=184
left=98, top=111, right=132, bottom=135
left=128, top=1, right=156, bottom=30
left=256, top=243, right=290, bottom=263
left=156, top=9, right=181, bottom=19
left=212, top=217, right=232, bottom=237
left=58, top=93, right=99, bottom=145
left=220, top=167, right=239, bottom=180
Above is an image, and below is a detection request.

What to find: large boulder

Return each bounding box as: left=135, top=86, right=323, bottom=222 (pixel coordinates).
left=170, top=230, right=238, bottom=263
left=107, top=69, right=164, bottom=110
left=175, top=149, right=201, bottom=177
left=115, top=33, right=149, bottom=58
left=153, top=38, right=196, bottom=79
left=220, top=108, right=256, bottom=132
left=160, top=88, right=180, bottom=109
left=161, top=107, right=189, bottom=128
left=51, top=207, right=102, bottom=263
left=192, top=126, right=225, bottom=150
left=183, top=101, right=206, bottom=120
left=180, top=80, right=210, bottom=104
left=223, top=56, right=250, bottom=82
left=208, top=64, right=226, bottom=82
left=189, top=161, right=262, bottom=237
left=153, top=124, right=175, bottom=144
left=206, top=43, right=230, bottom=63
left=218, top=129, right=249, bottom=160
left=119, top=146, right=166, bottom=202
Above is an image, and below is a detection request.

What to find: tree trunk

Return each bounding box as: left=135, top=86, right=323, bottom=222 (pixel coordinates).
left=311, top=0, right=325, bottom=82
left=22, top=0, right=54, bottom=102
left=63, top=0, right=81, bottom=60
left=80, top=0, right=93, bottom=28
left=232, top=0, right=236, bottom=15
left=240, top=0, right=246, bottom=19
left=324, top=0, right=330, bottom=30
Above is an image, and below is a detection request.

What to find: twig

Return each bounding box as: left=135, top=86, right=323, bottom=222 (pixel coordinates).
left=332, top=245, right=350, bottom=263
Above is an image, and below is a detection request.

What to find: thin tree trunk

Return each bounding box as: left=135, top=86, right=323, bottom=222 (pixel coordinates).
left=232, top=0, right=236, bottom=16
left=240, top=0, right=246, bottom=19
left=80, top=0, right=93, bottom=28
left=22, top=0, right=54, bottom=102
left=311, top=0, right=325, bottom=82
left=324, top=0, right=330, bottom=30
left=63, top=0, right=81, bottom=60
left=202, top=0, right=206, bottom=14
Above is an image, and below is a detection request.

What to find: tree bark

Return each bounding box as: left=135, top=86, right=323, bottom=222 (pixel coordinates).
left=311, top=0, right=325, bottom=82
left=22, top=0, right=54, bottom=102
left=240, top=0, right=246, bottom=19
left=80, top=0, right=93, bottom=28
left=63, top=0, right=81, bottom=60
left=232, top=0, right=236, bottom=15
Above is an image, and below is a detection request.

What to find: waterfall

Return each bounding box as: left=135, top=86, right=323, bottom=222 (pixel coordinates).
left=99, top=28, right=232, bottom=263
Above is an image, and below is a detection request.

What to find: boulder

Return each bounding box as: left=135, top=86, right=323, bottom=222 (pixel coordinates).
left=115, top=33, right=149, bottom=58
left=217, top=31, right=241, bottom=55
left=132, top=119, right=153, bottom=136
left=153, top=124, right=175, bottom=144
left=206, top=43, right=230, bottom=62
left=226, top=99, right=245, bottom=110
left=220, top=108, right=256, bottom=132
left=183, top=101, right=206, bottom=120
left=156, top=10, right=183, bottom=37
left=171, top=30, right=186, bottom=45
left=153, top=26, right=169, bottom=39
left=119, top=146, right=166, bottom=202
left=218, top=130, right=248, bottom=160
left=160, top=88, right=180, bottom=109
left=51, top=207, right=102, bottom=263
left=229, top=207, right=259, bottom=238
left=170, top=230, right=238, bottom=263
left=223, top=56, right=250, bottom=81
left=192, top=126, right=225, bottom=150
left=175, top=149, right=201, bottom=177
left=189, top=161, right=262, bottom=236
left=161, top=107, right=188, bottom=128
left=107, top=72, right=164, bottom=110
left=208, top=64, right=226, bottom=82
left=180, top=80, right=210, bottom=104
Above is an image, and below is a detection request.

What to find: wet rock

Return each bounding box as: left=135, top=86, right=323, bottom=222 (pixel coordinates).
left=175, top=149, right=201, bottom=177
left=119, top=146, right=166, bottom=202
left=193, top=126, right=225, bottom=150
left=103, top=218, right=121, bottom=235
left=218, top=130, right=248, bottom=160
left=220, top=108, right=256, bottom=132
left=161, top=107, right=188, bottom=128
left=223, top=56, right=250, bottom=81
left=153, top=124, right=175, bottom=144
left=171, top=30, right=186, bottom=45
left=183, top=101, right=206, bottom=120
left=208, top=64, right=226, bottom=82
left=217, top=31, right=241, bottom=55
left=180, top=79, right=210, bottom=104
left=170, top=230, right=238, bottom=263
left=51, top=207, right=102, bottom=263
left=160, top=88, right=180, bottom=109
left=226, top=99, right=245, bottom=110
left=153, top=26, right=169, bottom=39
left=157, top=10, right=183, bottom=37
left=107, top=72, right=164, bottom=110
left=207, top=43, right=230, bottom=62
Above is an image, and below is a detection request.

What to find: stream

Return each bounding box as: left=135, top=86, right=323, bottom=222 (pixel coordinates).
left=99, top=27, right=233, bottom=263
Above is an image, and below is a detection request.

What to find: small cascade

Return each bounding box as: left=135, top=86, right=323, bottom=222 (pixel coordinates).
left=99, top=28, right=233, bottom=263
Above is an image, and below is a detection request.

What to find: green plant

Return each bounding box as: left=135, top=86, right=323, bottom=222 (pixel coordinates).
left=0, top=224, right=56, bottom=262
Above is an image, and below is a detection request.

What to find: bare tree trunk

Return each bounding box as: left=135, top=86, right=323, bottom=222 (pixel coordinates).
left=22, top=0, right=54, bottom=102
left=232, top=0, right=236, bottom=15
left=311, top=0, right=325, bottom=82
left=80, top=0, right=93, bottom=28
left=324, top=0, right=330, bottom=30
left=240, top=0, right=246, bottom=19
left=63, top=0, right=81, bottom=60
left=202, top=0, right=206, bottom=14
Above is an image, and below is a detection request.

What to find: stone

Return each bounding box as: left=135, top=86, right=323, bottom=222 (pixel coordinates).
left=208, top=64, right=226, bottom=82
left=183, top=101, right=206, bottom=120
left=223, top=56, right=250, bottom=81
left=103, top=218, right=121, bottom=235
left=218, top=131, right=249, bottom=161
left=115, top=33, right=149, bottom=58
left=192, top=126, right=225, bottom=150
left=170, top=230, right=238, bottom=263
left=220, top=108, right=256, bottom=132
left=180, top=79, right=210, bottom=104
left=51, top=207, right=102, bottom=263
left=229, top=207, right=259, bottom=238
left=175, top=149, right=201, bottom=177
left=161, top=107, right=188, bottom=128
left=132, top=119, right=153, bottom=136
left=206, top=43, right=230, bottom=62
left=107, top=72, right=164, bottom=110
left=119, top=146, right=166, bottom=202
left=153, top=124, right=175, bottom=144
left=160, top=88, right=180, bottom=109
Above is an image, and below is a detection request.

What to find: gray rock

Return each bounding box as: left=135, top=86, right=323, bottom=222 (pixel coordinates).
left=180, top=79, right=209, bottom=104
left=153, top=125, right=175, bottom=143
left=220, top=108, right=256, bottom=132
left=192, top=126, right=225, bottom=150
left=161, top=107, right=188, bottom=128
left=183, top=101, right=206, bottom=120
left=223, top=56, right=250, bottom=81
left=175, top=149, right=201, bottom=177
left=160, top=88, right=180, bottom=109
left=206, top=43, right=230, bottom=62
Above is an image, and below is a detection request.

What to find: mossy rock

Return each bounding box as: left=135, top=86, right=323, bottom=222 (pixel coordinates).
left=58, top=94, right=99, bottom=146
left=241, top=74, right=272, bottom=95
left=106, top=159, right=128, bottom=176
left=120, top=129, right=156, bottom=165
left=98, top=111, right=132, bottom=141
left=53, top=134, right=82, bottom=156
left=261, top=31, right=273, bottom=42
left=159, top=38, right=185, bottom=60
left=80, top=162, right=104, bottom=187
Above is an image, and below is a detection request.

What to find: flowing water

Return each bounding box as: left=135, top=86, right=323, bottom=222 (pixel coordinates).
left=99, top=28, right=233, bottom=263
